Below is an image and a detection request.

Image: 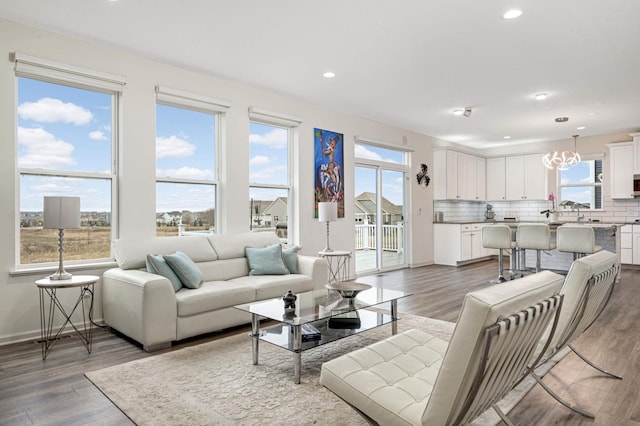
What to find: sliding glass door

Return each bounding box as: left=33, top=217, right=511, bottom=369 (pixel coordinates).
left=354, top=143, right=408, bottom=274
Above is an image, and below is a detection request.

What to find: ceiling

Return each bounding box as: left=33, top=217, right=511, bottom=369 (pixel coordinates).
left=2, top=0, right=640, bottom=149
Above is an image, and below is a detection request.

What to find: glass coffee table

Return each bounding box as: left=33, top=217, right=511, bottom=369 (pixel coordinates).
left=234, top=286, right=411, bottom=384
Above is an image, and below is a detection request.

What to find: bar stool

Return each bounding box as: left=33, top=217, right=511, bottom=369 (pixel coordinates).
left=482, top=224, right=517, bottom=283
left=517, top=223, right=556, bottom=273
left=557, top=225, right=602, bottom=260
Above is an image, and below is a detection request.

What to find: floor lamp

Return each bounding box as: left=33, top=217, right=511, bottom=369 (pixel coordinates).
left=318, top=201, right=338, bottom=252
left=43, top=196, right=81, bottom=280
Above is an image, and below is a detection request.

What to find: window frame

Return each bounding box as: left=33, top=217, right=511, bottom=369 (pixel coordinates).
left=248, top=107, right=301, bottom=243
left=13, top=53, right=124, bottom=272
left=154, top=86, right=229, bottom=236
left=556, top=153, right=604, bottom=211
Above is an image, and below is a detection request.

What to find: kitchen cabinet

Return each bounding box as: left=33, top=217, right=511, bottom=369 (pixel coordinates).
left=504, top=154, right=547, bottom=200
left=630, top=132, right=640, bottom=173
left=434, top=223, right=491, bottom=265
left=486, top=157, right=506, bottom=200
left=608, top=142, right=634, bottom=199
left=433, top=150, right=486, bottom=201
left=620, top=225, right=632, bottom=264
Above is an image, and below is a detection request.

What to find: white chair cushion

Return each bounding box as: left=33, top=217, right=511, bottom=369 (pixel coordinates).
left=517, top=223, right=556, bottom=250
left=321, top=328, right=448, bottom=426
left=482, top=225, right=517, bottom=250
left=557, top=225, right=601, bottom=254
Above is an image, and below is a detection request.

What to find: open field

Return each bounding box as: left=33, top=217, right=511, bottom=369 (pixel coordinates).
left=19, top=226, right=210, bottom=264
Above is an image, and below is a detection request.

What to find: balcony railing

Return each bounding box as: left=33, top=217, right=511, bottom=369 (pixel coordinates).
left=355, top=223, right=404, bottom=253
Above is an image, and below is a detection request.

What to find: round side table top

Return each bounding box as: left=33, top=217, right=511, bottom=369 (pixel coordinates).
left=35, top=275, right=99, bottom=288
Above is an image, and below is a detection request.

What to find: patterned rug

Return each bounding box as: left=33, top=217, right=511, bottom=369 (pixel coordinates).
left=85, top=314, right=565, bottom=425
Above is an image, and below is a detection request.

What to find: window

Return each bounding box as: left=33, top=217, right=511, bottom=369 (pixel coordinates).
left=155, top=86, right=229, bottom=236
left=15, top=53, right=124, bottom=268
left=558, top=156, right=603, bottom=210
left=248, top=107, right=301, bottom=242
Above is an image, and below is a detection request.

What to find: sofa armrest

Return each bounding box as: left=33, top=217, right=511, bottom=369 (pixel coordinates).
left=102, top=268, right=177, bottom=351
left=297, top=255, right=329, bottom=289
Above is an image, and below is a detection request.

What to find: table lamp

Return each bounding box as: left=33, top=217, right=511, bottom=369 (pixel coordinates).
left=43, top=196, right=81, bottom=280
left=318, top=201, right=338, bottom=252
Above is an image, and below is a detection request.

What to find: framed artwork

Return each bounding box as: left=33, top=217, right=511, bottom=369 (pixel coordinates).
left=314, top=128, right=344, bottom=218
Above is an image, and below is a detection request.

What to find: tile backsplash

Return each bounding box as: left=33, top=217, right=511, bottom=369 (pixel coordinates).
left=434, top=197, right=640, bottom=223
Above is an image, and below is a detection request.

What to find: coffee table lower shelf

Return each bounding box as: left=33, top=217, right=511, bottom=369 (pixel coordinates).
left=252, top=309, right=398, bottom=383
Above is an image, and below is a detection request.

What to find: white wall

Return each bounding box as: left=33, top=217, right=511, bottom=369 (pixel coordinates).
left=0, top=19, right=435, bottom=344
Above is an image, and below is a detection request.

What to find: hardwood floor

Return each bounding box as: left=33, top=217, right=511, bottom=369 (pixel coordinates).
left=1, top=260, right=638, bottom=425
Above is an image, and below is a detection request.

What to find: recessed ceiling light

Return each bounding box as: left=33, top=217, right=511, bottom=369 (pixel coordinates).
left=322, top=71, right=336, bottom=78
left=453, top=109, right=465, bottom=116
left=504, top=136, right=511, bottom=139
left=502, top=9, right=523, bottom=19
left=535, top=93, right=548, bottom=100
left=577, top=126, right=586, bottom=130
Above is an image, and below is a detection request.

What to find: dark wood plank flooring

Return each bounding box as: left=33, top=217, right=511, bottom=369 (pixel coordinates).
left=1, top=260, right=638, bottom=425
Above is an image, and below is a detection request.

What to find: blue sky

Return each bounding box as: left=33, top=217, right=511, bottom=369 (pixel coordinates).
left=17, top=78, right=290, bottom=213
left=18, top=78, right=113, bottom=212
left=354, top=144, right=405, bottom=206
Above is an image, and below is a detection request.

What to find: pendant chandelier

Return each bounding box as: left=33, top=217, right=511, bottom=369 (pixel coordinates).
left=542, top=134, right=581, bottom=171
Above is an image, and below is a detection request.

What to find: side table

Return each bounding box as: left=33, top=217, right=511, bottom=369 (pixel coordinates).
left=35, top=275, right=99, bottom=360
left=318, top=250, right=351, bottom=283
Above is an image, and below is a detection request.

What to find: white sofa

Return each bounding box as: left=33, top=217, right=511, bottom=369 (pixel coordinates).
left=102, top=232, right=329, bottom=351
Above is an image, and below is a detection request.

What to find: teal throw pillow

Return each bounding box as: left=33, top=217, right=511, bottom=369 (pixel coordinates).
left=245, top=244, right=290, bottom=276
left=163, top=251, right=204, bottom=289
left=146, top=254, right=183, bottom=292
left=282, top=246, right=300, bottom=274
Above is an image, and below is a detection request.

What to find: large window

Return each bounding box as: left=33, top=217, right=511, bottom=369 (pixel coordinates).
left=558, top=156, right=603, bottom=210
left=15, top=54, right=123, bottom=268
left=155, top=87, right=229, bottom=236
left=248, top=107, right=301, bottom=242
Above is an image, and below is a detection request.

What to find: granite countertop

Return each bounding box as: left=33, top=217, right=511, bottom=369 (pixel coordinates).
left=436, top=220, right=625, bottom=227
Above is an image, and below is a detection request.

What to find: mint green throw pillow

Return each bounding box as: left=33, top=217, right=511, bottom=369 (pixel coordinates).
left=245, top=244, right=290, bottom=276
left=164, top=251, right=204, bottom=289
left=282, top=246, right=300, bottom=274
left=146, top=254, right=183, bottom=292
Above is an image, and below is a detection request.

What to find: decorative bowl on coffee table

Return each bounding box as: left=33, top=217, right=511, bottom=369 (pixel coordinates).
left=325, top=282, right=372, bottom=298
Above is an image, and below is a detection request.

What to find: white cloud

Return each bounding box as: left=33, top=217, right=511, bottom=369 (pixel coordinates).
left=249, top=127, right=287, bottom=149
left=17, top=127, right=76, bottom=169
left=156, top=136, right=196, bottom=159
left=18, top=97, right=93, bottom=125
left=249, top=165, right=287, bottom=181
left=89, top=130, right=108, bottom=140
left=156, top=166, right=214, bottom=180
left=354, top=144, right=382, bottom=161
left=250, top=155, right=271, bottom=165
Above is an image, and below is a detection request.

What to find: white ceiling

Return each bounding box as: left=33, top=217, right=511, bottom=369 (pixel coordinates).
left=2, top=0, right=640, bottom=149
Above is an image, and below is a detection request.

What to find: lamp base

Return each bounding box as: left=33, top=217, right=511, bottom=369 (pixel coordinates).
left=50, top=270, right=72, bottom=280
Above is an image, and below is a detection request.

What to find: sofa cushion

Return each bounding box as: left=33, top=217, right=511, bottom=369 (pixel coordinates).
left=176, top=281, right=256, bottom=317
left=282, top=246, right=300, bottom=273
left=208, top=232, right=281, bottom=260
left=146, top=254, right=183, bottom=292
left=231, top=274, right=315, bottom=300
left=113, top=235, right=218, bottom=270
left=164, top=251, right=204, bottom=289
left=245, top=244, right=290, bottom=276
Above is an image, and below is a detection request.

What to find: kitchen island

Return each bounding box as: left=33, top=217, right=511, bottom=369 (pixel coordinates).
left=434, top=221, right=621, bottom=273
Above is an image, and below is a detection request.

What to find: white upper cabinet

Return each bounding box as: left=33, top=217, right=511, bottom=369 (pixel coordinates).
left=608, top=142, right=634, bottom=199
left=434, top=150, right=486, bottom=201
left=486, top=157, right=506, bottom=200
left=504, top=154, right=547, bottom=200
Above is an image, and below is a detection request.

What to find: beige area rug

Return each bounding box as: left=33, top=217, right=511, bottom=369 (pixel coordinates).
left=85, top=314, right=566, bottom=426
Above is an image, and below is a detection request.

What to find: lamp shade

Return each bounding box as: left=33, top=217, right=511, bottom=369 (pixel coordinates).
left=43, top=196, right=81, bottom=229
left=318, top=202, right=338, bottom=222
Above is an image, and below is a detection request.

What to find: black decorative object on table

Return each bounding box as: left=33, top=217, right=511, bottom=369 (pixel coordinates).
left=282, top=290, right=297, bottom=311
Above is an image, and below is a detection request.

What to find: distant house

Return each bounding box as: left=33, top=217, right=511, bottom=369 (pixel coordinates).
left=354, top=192, right=403, bottom=225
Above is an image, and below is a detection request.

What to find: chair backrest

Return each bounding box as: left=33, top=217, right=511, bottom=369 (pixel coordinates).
left=482, top=224, right=513, bottom=249
left=517, top=223, right=552, bottom=250
left=422, top=270, right=565, bottom=425
left=545, top=250, right=618, bottom=358
left=556, top=225, right=596, bottom=253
